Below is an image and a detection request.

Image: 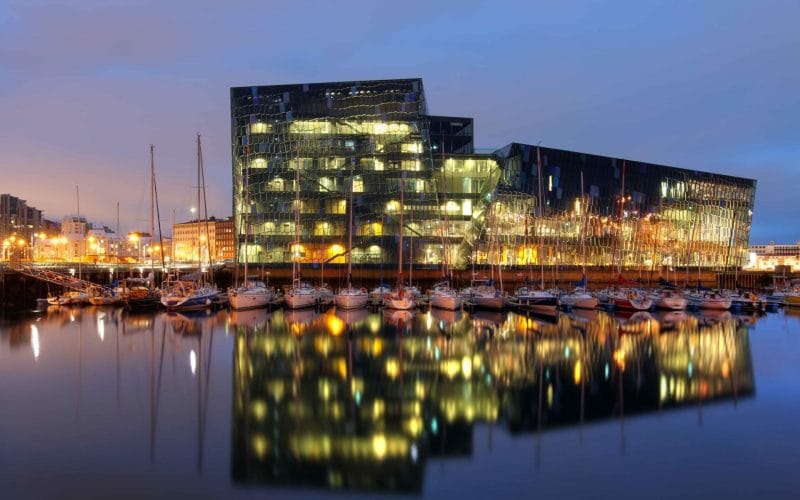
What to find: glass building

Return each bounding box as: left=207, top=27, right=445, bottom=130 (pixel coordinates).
left=231, top=79, right=756, bottom=270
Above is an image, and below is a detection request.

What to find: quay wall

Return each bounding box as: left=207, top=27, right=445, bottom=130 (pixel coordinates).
left=1, top=264, right=777, bottom=313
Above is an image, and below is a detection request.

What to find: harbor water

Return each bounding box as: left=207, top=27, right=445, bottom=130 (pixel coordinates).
left=1, top=305, right=798, bottom=499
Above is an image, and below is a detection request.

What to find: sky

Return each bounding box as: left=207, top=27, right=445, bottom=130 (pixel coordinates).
left=0, top=0, right=797, bottom=243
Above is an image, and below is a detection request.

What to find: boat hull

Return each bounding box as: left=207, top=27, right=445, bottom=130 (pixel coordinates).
left=161, top=291, right=218, bottom=311
left=560, top=295, right=598, bottom=310
left=430, top=294, right=462, bottom=311
left=334, top=292, right=369, bottom=310
left=384, top=296, right=416, bottom=310
left=655, top=296, right=687, bottom=311
left=689, top=298, right=732, bottom=310
left=612, top=297, right=653, bottom=311
left=785, top=294, right=800, bottom=307
left=285, top=292, right=318, bottom=309
left=229, top=289, right=272, bottom=310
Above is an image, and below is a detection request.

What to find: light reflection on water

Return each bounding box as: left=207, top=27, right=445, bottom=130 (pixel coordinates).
left=1, top=305, right=796, bottom=498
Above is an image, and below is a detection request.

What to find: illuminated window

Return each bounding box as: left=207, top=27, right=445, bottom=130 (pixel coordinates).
left=249, top=122, right=270, bottom=134
left=353, top=176, right=364, bottom=193
left=249, top=158, right=267, bottom=169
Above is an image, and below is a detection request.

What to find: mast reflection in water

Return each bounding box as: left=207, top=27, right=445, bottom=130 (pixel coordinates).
left=230, top=308, right=754, bottom=494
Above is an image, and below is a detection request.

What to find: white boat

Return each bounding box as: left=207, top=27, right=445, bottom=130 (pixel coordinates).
left=464, top=279, right=505, bottom=310
left=560, top=288, right=598, bottom=309
left=162, top=135, right=219, bottom=311
left=688, top=291, right=732, bottom=310
left=160, top=279, right=218, bottom=311
left=48, top=291, right=90, bottom=306
left=651, top=288, right=687, bottom=310
left=334, top=287, right=370, bottom=310
left=385, top=288, right=416, bottom=310
left=335, top=161, right=369, bottom=311
left=513, top=285, right=558, bottom=313
left=285, top=280, right=319, bottom=309
left=729, top=291, right=764, bottom=312
left=386, top=174, right=416, bottom=311
left=229, top=158, right=273, bottom=311
left=609, top=289, right=652, bottom=311
left=229, top=279, right=274, bottom=310
left=429, top=281, right=462, bottom=310
left=88, top=290, right=123, bottom=306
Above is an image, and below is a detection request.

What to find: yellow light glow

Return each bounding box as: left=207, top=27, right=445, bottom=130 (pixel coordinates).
left=573, top=360, right=582, bottom=384
left=385, top=358, right=399, bottom=378
left=372, top=434, right=387, bottom=460
left=461, top=356, right=473, bottom=378
left=324, top=313, right=345, bottom=337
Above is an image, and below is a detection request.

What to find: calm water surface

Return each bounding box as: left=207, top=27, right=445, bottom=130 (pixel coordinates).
left=1, top=305, right=799, bottom=499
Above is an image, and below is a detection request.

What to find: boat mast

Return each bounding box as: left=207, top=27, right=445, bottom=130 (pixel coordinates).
left=346, top=158, right=355, bottom=290
left=242, top=161, right=249, bottom=287
left=76, top=184, right=82, bottom=280
left=115, top=201, right=119, bottom=264
left=397, top=174, right=405, bottom=297
left=150, top=145, right=156, bottom=277
left=580, top=171, right=587, bottom=285
left=536, top=146, right=545, bottom=290
left=293, top=143, right=300, bottom=285
left=198, top=135, right=212, bottom=282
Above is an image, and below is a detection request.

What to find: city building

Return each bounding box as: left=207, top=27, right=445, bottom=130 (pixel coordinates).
left=745, top=241, right=800, bottom=271
left=172, top=217, right=235, bottom=264
left=0, top=194, right=44, bottom=240
left=230, top=79, right=756, bottom=270
left=1, top=194, right=47, bottom=260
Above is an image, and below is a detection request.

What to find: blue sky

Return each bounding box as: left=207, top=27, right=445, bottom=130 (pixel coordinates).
left=0, top=0, right=797, bottom=242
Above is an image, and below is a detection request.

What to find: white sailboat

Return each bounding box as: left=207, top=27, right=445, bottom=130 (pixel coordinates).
left=514, top=146, right=558, bottom=314
left=385, top=173, right=416, bottom=310
left=429, top=147, right=462, bottom=311
left=229, top=162, right=273, bottom=310
left=335, top=159, right=369, bottom=310
left=285, top=148, right=320, bottom=310
left=560, top=173, right=598, bottom=310
left=161, top=135, right=219, bottom=311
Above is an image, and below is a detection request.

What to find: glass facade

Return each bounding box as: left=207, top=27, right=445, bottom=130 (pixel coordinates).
left=231, top=79, right=756, bottom=270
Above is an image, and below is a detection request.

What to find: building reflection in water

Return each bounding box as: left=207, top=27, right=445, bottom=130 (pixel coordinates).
left=230, top=308, right=754, bottom=494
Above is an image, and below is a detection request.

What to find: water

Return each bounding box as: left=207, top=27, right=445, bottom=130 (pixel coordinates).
left=1, top=305, right=798, bottom=499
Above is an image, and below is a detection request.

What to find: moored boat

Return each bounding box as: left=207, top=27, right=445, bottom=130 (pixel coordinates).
left=651, top=288, right=687, bottom=311
left=560, top=288, right=598, bottom=310
left=229, top=279, right=274, bottom=311
left=428, top=281, right=462, bottom=311
left=609, top=289, right=652, bottom=311
left=464, top=279, right=505, bottom=310
left=513, top=285, right=559, bottom=314
left=688, top=290, right=732, bottom=310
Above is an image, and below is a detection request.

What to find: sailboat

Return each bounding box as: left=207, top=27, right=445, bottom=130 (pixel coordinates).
left=514, top=146, right=558, bottom=314
left=160, top=135, right=219, bottom=311
left=123, top=146, right=162, bottom=310
left=385, top=173, right=416, bottom=310
left=560, top=173, right=598, bottom=310
left=229, top=162, right=273, bottom=310
left=429, top=148, right=462, bottom=311
left=334, top=159, right=369, bottom=310
left=285, top=147, right=319, bottom=310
